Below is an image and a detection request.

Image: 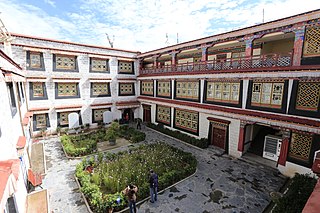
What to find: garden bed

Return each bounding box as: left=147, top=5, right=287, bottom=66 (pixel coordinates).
left=147, top=123, right=208, bottom=148
left=75, top=142, right=197, bottom=212
left=272, top=173, right=317, bottom=213
left=60, top=124, right=146, bottom=158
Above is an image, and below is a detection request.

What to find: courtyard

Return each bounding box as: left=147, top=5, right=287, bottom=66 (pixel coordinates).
left=40, top=126, right=286, bottom=213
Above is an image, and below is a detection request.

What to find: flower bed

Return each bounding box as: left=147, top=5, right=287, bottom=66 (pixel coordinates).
left=273, top=173, right=317, bottom=213
left=147, top=123, right=209, bottom=148
left=75, top=142, right=197, bottom=212
left=61, top=125, right=146, bottom=157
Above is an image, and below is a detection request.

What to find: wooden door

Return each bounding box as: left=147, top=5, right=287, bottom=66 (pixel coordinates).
left=143, top=107, right=151, bottom=123
left=211, top=127, right=226, bottom=150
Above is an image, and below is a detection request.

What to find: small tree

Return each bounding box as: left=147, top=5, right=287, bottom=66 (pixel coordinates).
left=106, top=122, right=120, bottom=145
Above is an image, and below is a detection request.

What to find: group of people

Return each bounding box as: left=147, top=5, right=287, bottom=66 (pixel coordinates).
left=122, top=169, right=158, bottom=213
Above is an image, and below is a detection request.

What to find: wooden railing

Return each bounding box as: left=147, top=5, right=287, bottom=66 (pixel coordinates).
left=140, top=53, right=292, bottom=74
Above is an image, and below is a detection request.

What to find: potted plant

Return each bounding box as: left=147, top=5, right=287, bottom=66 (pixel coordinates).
left=106, top=121, right=120, bottom=145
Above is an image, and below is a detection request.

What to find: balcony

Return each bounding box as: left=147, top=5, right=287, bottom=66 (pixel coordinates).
left=140, top=52, right=292, bottom=75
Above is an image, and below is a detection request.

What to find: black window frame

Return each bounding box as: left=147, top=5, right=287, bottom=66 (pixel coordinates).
left=89, top=58, right=110, bottom=73
left=29, top=82, right=48, bottom=100
left=90, top=82, right=111, bottom=98
left=55, top=82, right=81, bottom=99
left=33, top=113, right=50, bottom=131
left=26, top=51, right=45, bottom=71
left=118, top=82, right=135, bottom=96
left=53, top=54, right=79, bottom=72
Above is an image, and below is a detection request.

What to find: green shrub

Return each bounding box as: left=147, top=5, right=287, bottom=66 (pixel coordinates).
left=60, top=134, right=97, bottom=157
left=147, top=123, right=209, bottom=148
left=76, top=142, right=197, bottom=212
left=273, top=173, right=317, bottom=213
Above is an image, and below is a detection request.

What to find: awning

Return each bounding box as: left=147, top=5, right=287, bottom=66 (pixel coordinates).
left=51, top=77, right=80, bottom=83
left=116, top=101, right=140, bottom=109
left=90, top=103, right=113, bottom=109
left=0, top=159, right=20, bottom=211
left=54, top=105, right=82, bottom=112
left=88, top=78, right=112, bottom=83
left=26, top=77, right=47, bottom=82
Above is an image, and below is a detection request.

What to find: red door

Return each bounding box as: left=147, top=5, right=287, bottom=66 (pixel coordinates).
left=143, top=106, right=151, bottom=123
left=211, top=127, right=227, bottom=150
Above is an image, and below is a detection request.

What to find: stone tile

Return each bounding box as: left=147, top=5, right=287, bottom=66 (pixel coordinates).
left=39, top=127, right=286, bottom=213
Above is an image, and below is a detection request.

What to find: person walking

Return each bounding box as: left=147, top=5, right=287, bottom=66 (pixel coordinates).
left=149, top=169, right=158, bottom=203
left=122, top=183, right=138, bottom=213
left=136, top=118, right=141, bottom=130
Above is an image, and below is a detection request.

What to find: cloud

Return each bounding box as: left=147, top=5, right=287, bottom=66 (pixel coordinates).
left=44, top=0, right=55, bottom=7
left=1, top=0, right=320, bottom=52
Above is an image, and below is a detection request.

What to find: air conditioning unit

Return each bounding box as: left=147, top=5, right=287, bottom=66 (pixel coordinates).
left=263, top=135, right=282, bottom=161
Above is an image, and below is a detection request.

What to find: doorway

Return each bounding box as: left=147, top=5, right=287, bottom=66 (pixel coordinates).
left=208, top=119, right=229, bottom=153
left=143, top=105, right=151, bottom=123
left=122, top=108, right=134, bottom=123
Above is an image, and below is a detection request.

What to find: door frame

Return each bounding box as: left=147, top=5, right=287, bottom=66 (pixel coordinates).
left=207, top=117, right=230, bottom=153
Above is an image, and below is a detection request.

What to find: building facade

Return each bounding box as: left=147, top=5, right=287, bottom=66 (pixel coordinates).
left=0, top=49, right=31, bottom=212
left=4, top=34, right=140, bottom=136
left=1, top=10, right=320, bottom=212
left=137, top=9, right=320, bottom=177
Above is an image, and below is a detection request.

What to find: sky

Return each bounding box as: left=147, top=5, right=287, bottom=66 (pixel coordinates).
left=0, top=0, right=319, bottom=52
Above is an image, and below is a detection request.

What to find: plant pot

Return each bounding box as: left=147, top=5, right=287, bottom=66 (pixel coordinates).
left=109, top=139, right=116, bottom=146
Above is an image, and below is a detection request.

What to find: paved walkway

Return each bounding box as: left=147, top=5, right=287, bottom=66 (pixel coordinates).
left=40, top=126, right=287, bottom=213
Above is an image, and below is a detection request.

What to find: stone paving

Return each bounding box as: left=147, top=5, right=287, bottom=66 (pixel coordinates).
left=40, top=126, right=287, bottom=213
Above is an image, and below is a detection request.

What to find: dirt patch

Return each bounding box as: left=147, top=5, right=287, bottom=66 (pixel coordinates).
left=97, top=138, right=131, bottom=152
left=31, top=142, right=45, bottom=174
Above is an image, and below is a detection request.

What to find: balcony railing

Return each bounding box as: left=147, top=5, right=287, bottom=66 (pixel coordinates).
left=140, top=52, right=292, bottom=75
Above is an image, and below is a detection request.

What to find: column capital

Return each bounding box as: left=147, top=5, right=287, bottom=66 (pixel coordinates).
left=280, top=129, right=291, bottom=138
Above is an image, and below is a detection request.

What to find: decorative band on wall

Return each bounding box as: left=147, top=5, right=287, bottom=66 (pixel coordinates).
left=207, top=117, right=230, bottom=130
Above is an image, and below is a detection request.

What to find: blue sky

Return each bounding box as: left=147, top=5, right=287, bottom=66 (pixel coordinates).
left=1, top=0, right=320, bottom=52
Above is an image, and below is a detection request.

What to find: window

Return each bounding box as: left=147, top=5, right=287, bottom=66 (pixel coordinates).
left=206, top=81, right=240, bottom=104
left=175, top=80, right=199, bottom=101
left=157, top=80, right=171, bottom=98
left=58, top=111, right=81, bottom=127
left=251, top=81, right=284, bottom=108
left=90, top=58, right=109, bottom=72
left=55, top=83, right=80, bottom=99
left=26, top=51, right=44, bottom=70
left=29, top=82, right=48, bottom=100
left=174, top=109, right=198, bottom=134
left=288, top=133, right=312, bottom=163
left=289, top=80, right=320, bottom=118
left=53, top=54, right=78, bottom=71
left=119, top=83, right=135, bottom=96
left=33, top=113, right=50, bottom=131
left=16, top=83, right=21, bottom=106
left=141, top=80, right=154, bottom=96
left=19, top=83, right=25, bottom=102
left=90, top=83, right=111, bottom=97
left=92, top=108, right=110, bottom=123
left=303, top=26, right=320, bottom=56
left=7, top=82, right=17, bottom=116
left=296, top=82, right=320, bottom=111
left=118, top=61, right=134, bottom=74
left=156, top=105, right=171, bottom=126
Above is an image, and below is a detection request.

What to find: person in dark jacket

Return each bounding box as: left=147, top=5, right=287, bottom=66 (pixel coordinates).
left=149, top=169, right=158, bottom=203
left=122, top=183, right=138, bottom=213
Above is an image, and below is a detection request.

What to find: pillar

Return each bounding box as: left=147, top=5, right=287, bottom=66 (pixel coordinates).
left=153, top=55, right=159, bottom=68
left=201, top=46, right=208, bottom=61
left=278, top=130, right=291, bottom=166
left=171, top=51, right=177, bottom=65
left=237, top=120, right=246, bottom=152
left=292, top=25, right=306, bottom=66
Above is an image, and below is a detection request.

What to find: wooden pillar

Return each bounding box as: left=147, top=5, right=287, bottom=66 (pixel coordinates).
left=171, top=51, right=177, bottom=65
left=278, top=130, right=291, bottom=166
left=237, top=121, right=246, bottom=152
left=153, top=55, right=159, bottom=68
left=244, top=38, right=254, bottom=57
left=292, top=25, right=306, bottom=66
left=201, top=46, right=208, bottom=61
